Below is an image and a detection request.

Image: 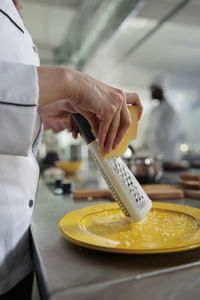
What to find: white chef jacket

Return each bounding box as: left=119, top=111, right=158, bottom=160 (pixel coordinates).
left=0, top=0, right=42, bottom=294
left=145, top=100, right=181, bottom=162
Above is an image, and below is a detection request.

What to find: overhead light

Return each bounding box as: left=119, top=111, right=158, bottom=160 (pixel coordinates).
left=180, top=143, right=189, bottom=153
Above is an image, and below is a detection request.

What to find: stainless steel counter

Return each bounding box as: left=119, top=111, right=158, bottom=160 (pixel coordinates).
left=31, top=170, right=200, bottom=300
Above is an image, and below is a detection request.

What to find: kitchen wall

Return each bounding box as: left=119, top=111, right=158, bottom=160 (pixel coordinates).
left=22, top=0, right=200, bottom=159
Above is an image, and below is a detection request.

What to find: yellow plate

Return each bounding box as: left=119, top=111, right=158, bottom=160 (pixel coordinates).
left=59, top=202, right=200, bottom=254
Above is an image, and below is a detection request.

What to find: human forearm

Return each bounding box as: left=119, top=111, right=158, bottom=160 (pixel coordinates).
left=36, top=65, right=142, bottom=154
left=37, top=66, right=71, bottom=106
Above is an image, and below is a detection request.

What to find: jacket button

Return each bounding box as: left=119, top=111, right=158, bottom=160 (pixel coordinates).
left=29, top=200, right=34, bottom=208
left=33, top=45, right=37, bottom=53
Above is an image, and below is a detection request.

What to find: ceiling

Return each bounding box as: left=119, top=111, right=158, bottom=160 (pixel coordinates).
left=22, top=0, right=200, bottom=94
left=23, top=0, right=83, bottom=9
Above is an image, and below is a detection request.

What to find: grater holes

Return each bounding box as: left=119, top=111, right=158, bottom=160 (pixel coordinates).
left=96, top=154, right=147, bottom=214
left=124, top=211, right=130, bottom=217
left=93, top=155, right=130, bottom=216
left=115, top=157, right=148, bottom=209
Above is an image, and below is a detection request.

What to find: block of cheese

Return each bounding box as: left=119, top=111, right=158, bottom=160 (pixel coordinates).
left=104, top=106, right=139, bottom=159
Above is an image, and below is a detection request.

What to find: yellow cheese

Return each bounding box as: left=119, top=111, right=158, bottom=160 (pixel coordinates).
left=103, top=106, right=139, bottom=159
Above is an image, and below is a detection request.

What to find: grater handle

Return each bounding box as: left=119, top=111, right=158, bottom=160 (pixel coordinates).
left=71, top=114, right=96, bottom=145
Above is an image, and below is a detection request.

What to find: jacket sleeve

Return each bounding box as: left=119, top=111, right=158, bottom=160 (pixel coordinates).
left=0, top=60, right=39, bottom=156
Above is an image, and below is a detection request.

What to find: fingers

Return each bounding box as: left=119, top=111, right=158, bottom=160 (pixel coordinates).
left=41, top=92, right=142, bottom=154
left=52, top=119, right=79, bottom=137
left=52, top=121, right=66, bottom=133
left=66, top=115, right=74, bottom=132
left=72, top=127, right=79, bottom=139
left=112, top=100, right=131, bottom=150
left=98, top=104, right=118, bottom=154
left=104, top=107, right=121, bottom=153
left=66, top=70, right=143, bottom=153
left=125, top=93, right=143, bottom=120
left=111, top=93, right=141, bottom=150
left=100, top=92, right=141, bottom=153
left=68, top=115, right=79, bottom=139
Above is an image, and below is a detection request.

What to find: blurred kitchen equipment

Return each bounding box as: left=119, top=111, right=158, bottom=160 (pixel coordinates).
left=54, top=179, right=63, bottom=195
left=142, top=184, right=184, bottom=199
left=163, top=160, right=190, bottom=171
left=55, top=161, right=82, bottom=175
left=179, top=173, right=200, bottom=199
left=74, top=184, right=184, bottom=201
left=122, top=145, right=163, bottom=184
left=53, top=178, right=74, bottom=195
left=70, top=144, right=82, bottom=161
left=184, top=189, right=200, bottom=199
left=123, top=155, right=163, bottom=184
left=40, top=130, right=60, bottom=170
left=74, top=189, right=113, bottom=200
left=41, top=151, right=60, bottom=171
left=190, top=160, right=200, bottom=168
left=62, top=179, right=74, bottom=194
left=43, top=167, right=64, bottom=184
left=131, top=157, right=163, bottom=184
left=180, top=173, right=200, bottom=181
left=71, top=113, right=152, bottom=223
left=179, top=173, right=200, bottom=190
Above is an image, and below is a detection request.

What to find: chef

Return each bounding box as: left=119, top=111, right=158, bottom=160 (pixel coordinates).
left=0, top=0, right=143, bottom=298
left=145, top=76, right=182, bottom=162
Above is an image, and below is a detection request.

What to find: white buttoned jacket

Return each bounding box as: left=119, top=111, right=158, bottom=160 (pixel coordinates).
left=0, top=0, right=42, bottom=294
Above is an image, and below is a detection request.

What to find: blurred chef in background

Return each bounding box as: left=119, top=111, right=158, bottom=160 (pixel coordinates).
left=144, top=75, right=182, bottom=162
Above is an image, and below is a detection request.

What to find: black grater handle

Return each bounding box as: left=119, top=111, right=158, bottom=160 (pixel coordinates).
left=71, top=114, right=96, bottom=144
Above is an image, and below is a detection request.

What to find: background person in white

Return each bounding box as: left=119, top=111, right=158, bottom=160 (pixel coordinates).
left=0, top=0, right=143, bottom=298
left=145, top=77, right=182, bottom=162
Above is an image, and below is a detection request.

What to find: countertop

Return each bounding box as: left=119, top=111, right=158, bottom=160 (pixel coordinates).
left=31, top=168, right=200, bottom=300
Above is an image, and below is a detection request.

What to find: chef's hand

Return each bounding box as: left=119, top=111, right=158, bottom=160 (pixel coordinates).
left=37, top=66, right=143, bottom=154
left=38, top=99, right=79, bottom=138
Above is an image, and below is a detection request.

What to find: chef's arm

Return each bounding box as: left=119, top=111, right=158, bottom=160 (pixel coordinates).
left=0, top=61, right=38, bottom=156
left=37, top=66, right=142, bottom=154
left=37, top=66, right=68, bottom=106
left=0, top=62, right=142, bottom=157
left=0, top=63, right=68, bottom=157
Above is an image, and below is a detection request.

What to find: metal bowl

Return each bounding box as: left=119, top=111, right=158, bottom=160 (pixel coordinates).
left=123, top=156, right=163, bottom=184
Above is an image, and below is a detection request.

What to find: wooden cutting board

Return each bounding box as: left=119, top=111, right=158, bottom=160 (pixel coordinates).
left=179, top=173, right=200, bottom=190
left=142, top=184, right=184, bottom=200
left=74, top=189, right=112, bottom=200
left=74, top=184, right=184, bottom=200
left=183, top=189, right=200, bottom=199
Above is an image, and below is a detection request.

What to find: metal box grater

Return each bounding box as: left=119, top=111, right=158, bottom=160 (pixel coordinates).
left=72, top=114, right=152, bottom=222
